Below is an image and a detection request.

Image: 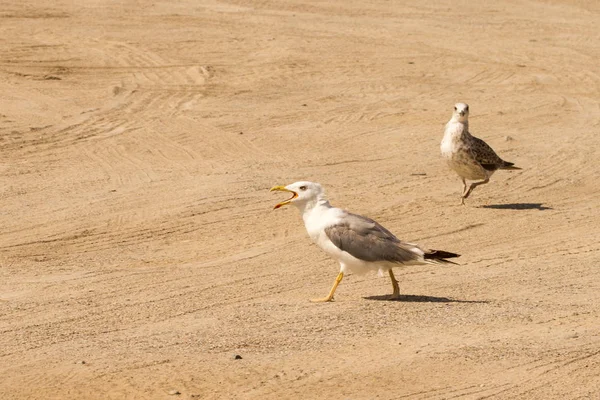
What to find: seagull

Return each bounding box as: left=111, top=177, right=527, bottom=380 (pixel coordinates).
left=270, top=181, right=460, bottom=302
left=441, top=103, right=521, bottom=204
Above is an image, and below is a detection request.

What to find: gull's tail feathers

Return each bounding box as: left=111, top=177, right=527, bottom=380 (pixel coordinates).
left=500, top=160, right=521, bottom=170
left=424, top=250, right=461, bottom=265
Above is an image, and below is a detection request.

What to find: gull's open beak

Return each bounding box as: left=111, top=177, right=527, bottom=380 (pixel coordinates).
left=270, top=185, right=298, bottom=209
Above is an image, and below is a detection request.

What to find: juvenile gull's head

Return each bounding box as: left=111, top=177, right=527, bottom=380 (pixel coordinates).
left=452, top=102, right=469, bottom=123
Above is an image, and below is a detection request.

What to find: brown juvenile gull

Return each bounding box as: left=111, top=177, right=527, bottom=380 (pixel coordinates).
left=441, top=102, right=521, bottom=204
left=270, top=181, right=460, bottom=302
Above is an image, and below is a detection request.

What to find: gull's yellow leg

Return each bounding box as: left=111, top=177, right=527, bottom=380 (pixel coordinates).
left=311, top=272, right=344, bottom=303
left=389, top=269, right=400, bottom=299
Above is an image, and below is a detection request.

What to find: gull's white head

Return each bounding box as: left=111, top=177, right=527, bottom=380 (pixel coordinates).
left=452, top=102, right=469, bottom=123
left=270, top=181, right=325, bottom=209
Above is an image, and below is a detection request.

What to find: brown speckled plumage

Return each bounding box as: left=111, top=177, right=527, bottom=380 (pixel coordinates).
left=441, top=103, right=521, bottom=204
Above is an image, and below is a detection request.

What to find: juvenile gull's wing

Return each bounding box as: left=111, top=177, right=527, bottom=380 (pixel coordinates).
left=469, top=135, right=508, bottom=171
left=324, top=213, right=421, bottom=264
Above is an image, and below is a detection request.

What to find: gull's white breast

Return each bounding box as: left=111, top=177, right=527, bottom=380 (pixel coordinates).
left=440, top=121, right=463, bottom=157
left=441, top=121, right=488, bottom=180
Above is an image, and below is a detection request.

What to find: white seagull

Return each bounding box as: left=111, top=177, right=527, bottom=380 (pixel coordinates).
left=271, top=181, right=460, bottom=302
left=441, top=102, right=521, bottom=204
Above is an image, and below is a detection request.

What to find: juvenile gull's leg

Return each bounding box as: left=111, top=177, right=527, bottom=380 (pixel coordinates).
left=463, top=177, right=490, bottom=200
left=460, top=178, right=468, bottom=205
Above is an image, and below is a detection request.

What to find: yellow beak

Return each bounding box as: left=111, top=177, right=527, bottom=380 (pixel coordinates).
left=270, top=185, right=298, bottom=209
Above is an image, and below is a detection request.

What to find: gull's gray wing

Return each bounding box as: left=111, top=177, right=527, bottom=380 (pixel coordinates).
left=324, top=212, right=421, bottom=264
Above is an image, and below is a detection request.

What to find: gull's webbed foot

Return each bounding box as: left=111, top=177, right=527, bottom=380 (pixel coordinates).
left=389, top=270, right=400, bottom=299
left=310, top=296, right=335, bottom=303
left=311, top=272, right=343, bottom=304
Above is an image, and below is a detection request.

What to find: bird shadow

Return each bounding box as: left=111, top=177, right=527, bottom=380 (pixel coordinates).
left=479, top=203, right=552, bottom=210
left=363, top=294, right=488, bottom=304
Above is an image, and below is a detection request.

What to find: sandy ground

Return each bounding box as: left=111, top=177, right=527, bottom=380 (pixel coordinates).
left=1, top=0, right=600, bottom=398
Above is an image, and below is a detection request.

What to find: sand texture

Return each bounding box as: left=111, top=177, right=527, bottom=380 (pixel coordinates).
left=1, top=0, right=600, bottom=398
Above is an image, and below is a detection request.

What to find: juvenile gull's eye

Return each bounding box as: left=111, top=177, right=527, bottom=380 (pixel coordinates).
left=454, top=106, right=457, bottom=111
left=299, top=186, right=307, bottom=191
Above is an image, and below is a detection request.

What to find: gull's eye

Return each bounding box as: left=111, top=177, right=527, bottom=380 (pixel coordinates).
left=299, top=186, right=307, bottom=191
left=454, top=106, right=457, bottom=111
left=465, top=106, right=469, bottom=111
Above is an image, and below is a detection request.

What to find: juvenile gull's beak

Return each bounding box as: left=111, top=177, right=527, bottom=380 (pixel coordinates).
left=270, top=185, right=298, bottom=209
